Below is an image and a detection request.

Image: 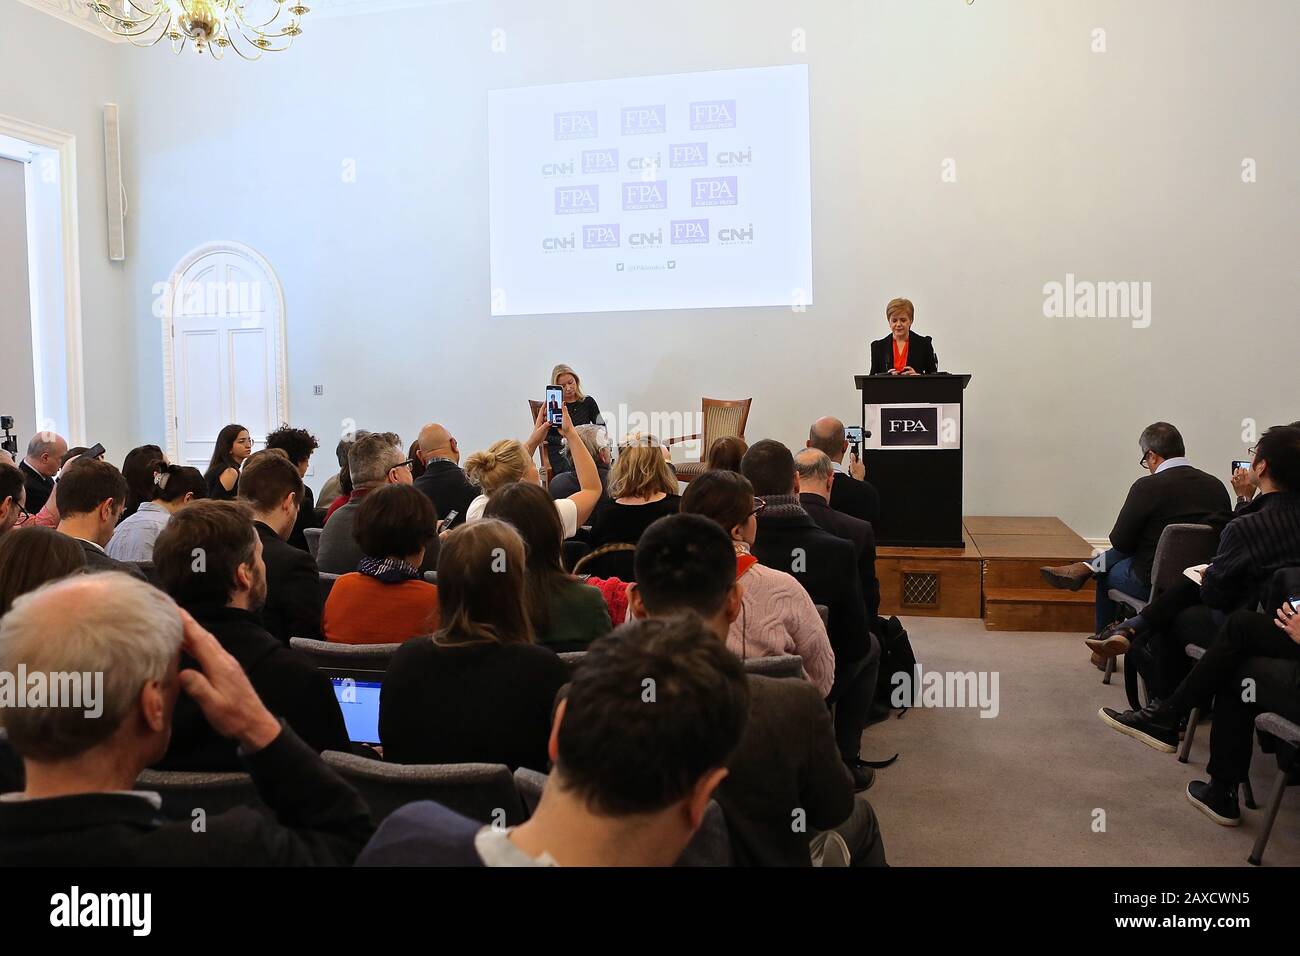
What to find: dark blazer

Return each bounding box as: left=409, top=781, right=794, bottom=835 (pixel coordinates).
left=75, top=539, right=147, bottom=581
left=357, top=800, right=485, bottom=866
left=413, top=459, right=479, bottom=527
left=158, top=605, right=350, bottom=771
left=1109, top=464, right=1232, bottom=584
left=751, top=504, right=872, bottom=664
left=287, top=484, right=322, bottom=552
left=717, top=675, right=855, bottom=867
left=1201, top=491, right=1300, bottom=613
left=869, top=332, right=937, bottom=375
left=0, top=727, right=373, bottom=866
left=801, top=493, right=881, bottom=621
left=20, top=461, right=54, bottom=514
left=829, top=471, right=881, bottom=528
left=255, top=521, right=324, bottom=643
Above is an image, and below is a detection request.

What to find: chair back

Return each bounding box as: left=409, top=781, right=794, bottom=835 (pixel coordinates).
left=289, top=636, right=403, bottom=671
left=322, top=751, right=525, bottom=825
left=304, top=527, right=323, bottom=558
left=700, top=397, right=752, bottom=447
left=572, top=543, right=636, bottom=581
left=1265, top=567, right=1300, bottom=615
left=558, top=650, right=587, bottom=672
left=741, top=654, right=805, bottom=680
left=1148, top=524, right=1218, bottom=600
left=319, top=571, right=341, bottom=603
left=815, top=604, right=829, bottom=627
left=512, top=766, right=548, bottom=816
left=135, top=768, right=263, bottom=817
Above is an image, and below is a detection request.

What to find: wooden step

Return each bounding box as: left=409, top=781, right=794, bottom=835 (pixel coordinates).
left=983, top=558, right=1098, bottom=592
left=983, top=587, right=1093, bottom=632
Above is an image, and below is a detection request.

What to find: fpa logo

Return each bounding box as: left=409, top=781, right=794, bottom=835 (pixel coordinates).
left=628, top=228, right=663, bottom=248
left=621, top=104, right=667, bottom=135
left=690, top=99, right=737, bottom=130
left=691, top=176, right=738, bottom=207
left=554, top=110, right=598, bottom=140
left=880, top=407, right=939, bottom=447
left=582, top=224, right=620, bottom=249
left=541, top=233, right=576, bottom=252
left=581, top=148, right=619, bottom=174
left=670, top=219, right=709, bottom=244
left=554, top=185, right=599, bottom=214
left=622, top=180, right=668, bottom=211
left=669, top=142, right=708, bottom=168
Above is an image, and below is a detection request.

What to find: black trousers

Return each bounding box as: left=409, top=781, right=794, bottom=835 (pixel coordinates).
left=1165, top=609, right=1300, bottom=783
left=1152, top=604, right=1223, bottom=699
left=828, top=632, right=881, bottom=761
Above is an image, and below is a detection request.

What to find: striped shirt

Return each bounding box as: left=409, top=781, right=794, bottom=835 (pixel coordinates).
left=1202, top=491, right=1300, bottom=611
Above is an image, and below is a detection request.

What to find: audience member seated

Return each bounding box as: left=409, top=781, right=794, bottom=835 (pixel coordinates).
left=464, top=403, right=601, bottom=538
left=320, top=429, right=370, bottom=510
left=318, top=432, right=438, bottom=575
left=323, top=484, right=441, bottom=645
left=240, top=450, right=324, bottom=643
left=1041, top=422, right=1230, bottom=644
left=796, top=448, right=882, bottom=622
left=379, top=519, right=570, bottom=772
left=54, top=459, right=145, bottom=580
left=205, top=423, right=253, bottom=501
left=1228, top=422, right=1300, bottom=511
left=588, top=436, right=681, bottom=548
left=0, top=572, right=372, bottom=865
left=483, top=482, right=611, bottom=651
left=359, top=614, right=748, bottom=866
left=1099, top=601, right=1300, bottom=826
left=106, top=463, right=206, bottom=563
left=1087, top=425, right=1300, bottom=688
left=679, top=473, right=835, bottom=696
left=152, top=500, right=349, bottom=770
left=0, top=526, right=86, bottom=616
left=413, top=422, right=478, bottom=527
left=18, top=431, right=65, bottom=515
left=547, top=424, right=612, bottom=501
left=629, top=515, right=886, bottom=866
left=806, top=417, right=880, bottom=527
left=705, top=435, right=748, bottom=474
left=0, top=461, right=25, bottom=537
left=741, top=440, right=882, bottom=790
left=265, top=425, right=322, bottom=551
left=120, top=444, right=165, bottom=521
left=326, top=430, right=405, bottom=522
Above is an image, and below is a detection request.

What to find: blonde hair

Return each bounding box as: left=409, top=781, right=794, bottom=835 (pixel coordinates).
left=609, top=438, right=678, bottom=500
left=885, top=297, right=914, bottom=322
left=550, top=364, right=585, bottom=401
left=463, top=439, right=530, bottom=495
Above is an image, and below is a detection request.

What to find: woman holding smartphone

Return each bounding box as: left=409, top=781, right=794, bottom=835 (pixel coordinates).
left=545, top=364, right=602, bottom=477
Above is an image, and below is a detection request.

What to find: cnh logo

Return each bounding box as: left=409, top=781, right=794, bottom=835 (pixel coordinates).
left=626, top=154, right=662, bottom=173
left=541, top=160, right=574, bottom=177
left=880, top=407, right=939, bottom=447
left=541, top=233, right=576, bottom=252
left=718, top=223, right=754, bottom=244
left=629, top=229, right=663, bottom=247
left=715, top=148, right=752, bottom=166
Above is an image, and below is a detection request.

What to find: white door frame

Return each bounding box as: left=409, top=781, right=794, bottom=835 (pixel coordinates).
left=0, top=112, right=86, bottom=444
left=160, top=240, right=289, bottom=463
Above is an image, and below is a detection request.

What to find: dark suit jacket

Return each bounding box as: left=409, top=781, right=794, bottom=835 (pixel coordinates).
left=75, top=539, right=147, bottom=581
left=829, top=471, right=881, bottom=528
left=1109, top=464, right=1232, bottom=584
left=413, top=460, right=478, bottom=527
left=158, top=605, right=350, bottom=771
left=287, top=484, right=321, bottom=552
left=716, top=675, right=855, bottom=867
left=1201, top=491, right=1300, bottom=613
left=751, top=505, right=871, bottom=664
left=255, top=521, right=324, bottom=643
left=0, top=727, right=372, bottom=866
left=869, top=332, right=937, bottom=375
left=20, top=460, right=54, bottom=514
left=801, top=493, right=880, bottom=621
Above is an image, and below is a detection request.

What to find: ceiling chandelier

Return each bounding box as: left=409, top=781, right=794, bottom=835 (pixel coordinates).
left=83, top=0, right=308, bottom=60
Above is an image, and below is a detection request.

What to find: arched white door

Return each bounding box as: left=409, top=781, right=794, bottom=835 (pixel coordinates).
left=162, top=242, right=288, bottom=468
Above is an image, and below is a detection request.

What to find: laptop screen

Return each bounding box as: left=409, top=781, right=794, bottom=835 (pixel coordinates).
left=330, top=676, right=382, bottom=745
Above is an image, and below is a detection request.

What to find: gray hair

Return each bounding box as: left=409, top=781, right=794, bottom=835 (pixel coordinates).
left=564, top=424, right=611, bottom=464
left=26, top=432, right=63, bottom=459
left=0, top=572, right=183, bottom=761
left=1138, top=422, right=1185, bottom=460
left=348, top=432, right=404, bottom=488
left=794, top=448, right=834, bottom=483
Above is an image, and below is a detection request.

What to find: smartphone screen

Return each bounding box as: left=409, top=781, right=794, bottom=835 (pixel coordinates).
left=845, top=426, right=864, bottom=444
left=1290, top=596, right=1300, bottom=614
left=545, top=386, right=564, bottom=427
left=86, top=443, right=106, bottom=460
left=1232, top=460, right=1251, bottom=474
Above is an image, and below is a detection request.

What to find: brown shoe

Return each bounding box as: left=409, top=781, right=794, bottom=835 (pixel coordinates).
left=1090, top=651, right=1107, bottom=670
left=1085, top=624, right=1134, bottom=659
left=1040, top=562, right=1093, bottom=591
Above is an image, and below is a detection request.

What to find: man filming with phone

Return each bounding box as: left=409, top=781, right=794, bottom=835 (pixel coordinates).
left=806, top=417, right=880, bottom=529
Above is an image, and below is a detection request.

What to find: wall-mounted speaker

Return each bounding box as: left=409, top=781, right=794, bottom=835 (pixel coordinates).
left=103, top=103, right=126, bottom=261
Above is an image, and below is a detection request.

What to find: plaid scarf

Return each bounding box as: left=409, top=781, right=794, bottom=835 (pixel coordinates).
left=357, top=555, right=421, bottom=583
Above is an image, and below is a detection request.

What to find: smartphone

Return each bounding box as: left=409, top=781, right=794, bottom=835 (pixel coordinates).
left=86, top=442, right=106, bottom=461
left=845, top=426, right=864, bottom=444
left=545, top=385, right=564, bottom=427
left=1290, top=595, right=1300, bottom=614
left=1232, top=459, right=1251, bottom=475
left=441, top=509, right=459, bottom=528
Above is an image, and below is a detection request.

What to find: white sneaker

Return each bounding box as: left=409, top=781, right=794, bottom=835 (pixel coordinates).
left=815, top=831, right=852, bottom=868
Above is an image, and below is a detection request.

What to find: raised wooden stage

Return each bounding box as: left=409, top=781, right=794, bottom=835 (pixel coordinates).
left=877, top=516, right=1097, bottom=631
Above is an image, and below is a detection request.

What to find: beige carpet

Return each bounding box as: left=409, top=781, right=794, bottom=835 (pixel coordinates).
left=861, top=616, right=1300, bottom=866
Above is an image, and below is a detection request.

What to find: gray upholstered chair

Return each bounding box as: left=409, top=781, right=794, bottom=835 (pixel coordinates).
left=513, top=766, right=547, bottom=816
left=304, top=526, right=323, bottom=558
left=289, top=636, right=403, bottom=671
left=558, top=651, right=587, bottom=672
left=741, top=654, right=805, bottom=680
left=322, top=750, right=525, bottom=825
left=1249, top=713, right=1300, bottom=866
left=134, top=768, right=262, bottom=818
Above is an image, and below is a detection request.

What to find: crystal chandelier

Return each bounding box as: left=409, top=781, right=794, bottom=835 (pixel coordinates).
left=83, top=0, right=308, bottom=60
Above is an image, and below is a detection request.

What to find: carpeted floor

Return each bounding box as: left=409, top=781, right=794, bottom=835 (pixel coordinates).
left=861, top=616, right=1300, bottom=866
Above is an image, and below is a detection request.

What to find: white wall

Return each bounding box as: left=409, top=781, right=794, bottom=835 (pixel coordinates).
left=7, top=0, right=1299, bottom=536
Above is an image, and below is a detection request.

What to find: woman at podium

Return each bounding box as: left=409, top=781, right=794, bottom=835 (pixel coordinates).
left=869, top=297, right=937, bottom=375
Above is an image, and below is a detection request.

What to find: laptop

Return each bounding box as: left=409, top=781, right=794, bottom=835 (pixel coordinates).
left=327, top=668, right=384, bottom=747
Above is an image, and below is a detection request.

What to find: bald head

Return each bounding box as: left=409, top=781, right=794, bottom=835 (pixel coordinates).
left=807, top=417, right=847, bottom=462
left=417, top=423, right=458, bottom=465
left=25, top=432, right=67, bottom=478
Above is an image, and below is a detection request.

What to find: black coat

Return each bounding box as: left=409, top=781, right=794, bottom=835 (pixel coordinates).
left=287, top=484, right=322, bottom=551
left=869, top=333, right=938, bottom=375
left=800, top=493, right=881, bottom=621
left=75, top=539, right=147, bottom=581
left=751, top=506, right=872, bottom=664
left=0, top=727, right=372, bottom=866
left=255, top=521, right=324, bottom=643
left=158, top=605, right=349, bottom=771
left=829, top=471, right=881, bottom=528
left=20, top=460, right=54, bottom=514
left=413, top=459, right=478, bottom=526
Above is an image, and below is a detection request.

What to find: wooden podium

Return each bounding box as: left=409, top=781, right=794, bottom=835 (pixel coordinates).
left=854, top=373, right=971, bottom=548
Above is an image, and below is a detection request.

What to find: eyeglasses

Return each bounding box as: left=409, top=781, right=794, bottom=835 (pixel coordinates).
left=1139, top=450, right=1152, bottom=469
left=1247, top=446, right=1258, bottom=458
left=751, top=498, right=767, bottom=516
left=390, top=457, right=417, bottom=474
